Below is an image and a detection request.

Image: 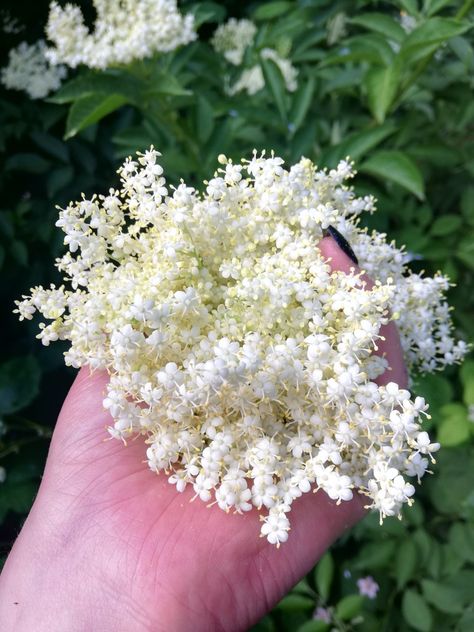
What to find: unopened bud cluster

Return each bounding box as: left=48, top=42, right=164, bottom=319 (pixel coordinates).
left=16, top=148, right=466, bottom=545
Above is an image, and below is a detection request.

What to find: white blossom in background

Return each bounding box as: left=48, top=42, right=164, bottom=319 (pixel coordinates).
left=45, top=0, right=196, bottom=69
left=211, top=18, right=257, bottom=65
left=357, top=576, right=380, bottom=599
left=0, top=467, right=6, bottom=483
left=468, top=404, right=474, bottom=423
left=1, top=10, right=24, bottom=34
left=16, top=148, right=466, bottom=545
left=1, top=40, right=66, bottom=99
left=228, top=48, right=298, bottom=96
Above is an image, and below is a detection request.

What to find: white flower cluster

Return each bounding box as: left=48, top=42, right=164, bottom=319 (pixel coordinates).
left=211, top=18, right=298, bottom=95
left=16, top=148, right=466, bottom=545
left=1, top=40, right=66, bottom=99
left=45, top=0, right=196, bottom=69
left=229, top=48, right=298, bottom=96
left=211, top=18, right=257, bottom=66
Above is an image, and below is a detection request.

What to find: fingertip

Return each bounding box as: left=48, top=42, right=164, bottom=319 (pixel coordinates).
left=318, top=235, right=359, bottom=275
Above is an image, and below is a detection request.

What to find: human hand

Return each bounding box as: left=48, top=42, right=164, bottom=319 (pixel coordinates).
left=0, top=234, right=407, bottom=631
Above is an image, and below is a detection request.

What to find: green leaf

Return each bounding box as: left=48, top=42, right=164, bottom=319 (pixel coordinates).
left=65, top=93, right=129, bottom=139
left=50, top=72, right=138, bottom=104
left=254, top=1, right=293, bottom=21
left=187, top=2, right=226, bottom=27
left=461, top=360, right=474, bottom=405
left=322, top=34, right=395, bottom=67
left=335, top=595, right=364, bottom=621
left=421, top=580, right=464, bottom=614
left=354, top=539, right=396, bottom=569
left=460, top=186, right=474, bottom=225
left=412, top=373, right=453, bottom=415
left=350, top=13, right=406, bottom=43
left=47, top=166, right=75, bottom=198
left=424, top=0, right=458, bottom=17
left=0, top=479, right=37, bottom=521
left=395, top=539, right=418, bottom=589
left=456, top=235, right=474, bottom=270
left=321, top=123, right=396, bottom=167
left=0, top=356, right=41, bottom=415
left=297, top=621, right=329, bottom=632
left=365, top=63, right=400, bottom=123
left=5, top=153, right=50, bottom=174
left=147, top=73, right=192, bottom=97
left=275, top=594, right=315, bottom=612
left=400, top=18, right=470, bottom=64
left=402, top=590, right=433, bottom=632
left=437, top=405, right=470, bottom=447
left=30, top=131, right=69, bottom=163
left=195, top=95, right=214, bottom=143
left=10, top=240, right=28, bottom=266
left=430, top=214, right=463, bottom=236
left=360, top=150, right=425, bottom=199
left=314, top=552, right=334, bottom=601
left=261, top=57, right=287, bottom=122
left=289, top=77, right=316, bottom=132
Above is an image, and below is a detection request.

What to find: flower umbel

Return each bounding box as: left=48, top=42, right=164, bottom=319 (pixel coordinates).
left=45, top=0, right=196, bottom=69
left=15, top=148, right=466, bottom=545
left=1, top=40, right=66, bottom=99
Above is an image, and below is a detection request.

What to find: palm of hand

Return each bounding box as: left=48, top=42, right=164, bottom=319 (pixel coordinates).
left=36, top=368, right=364, bottom=631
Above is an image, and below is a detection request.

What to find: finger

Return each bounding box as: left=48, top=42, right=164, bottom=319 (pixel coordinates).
left=319, top=234, right=408, bottom=388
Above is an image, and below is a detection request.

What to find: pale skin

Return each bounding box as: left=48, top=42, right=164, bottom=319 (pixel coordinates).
left=0, top=236, right=408, bottom=631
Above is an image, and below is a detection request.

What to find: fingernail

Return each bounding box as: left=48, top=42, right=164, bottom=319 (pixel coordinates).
left=323, top=225, right=359, bottom=265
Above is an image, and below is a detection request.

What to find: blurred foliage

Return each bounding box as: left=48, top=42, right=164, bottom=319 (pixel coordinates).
left=0, top=0, right=473, bottom=630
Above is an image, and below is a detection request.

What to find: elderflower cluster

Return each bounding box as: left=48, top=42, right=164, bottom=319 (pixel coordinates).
left=211, top=18, right=298, bottom=95
left=1, top=40, right=66, bottom=99
left=45, top=0, right=196, bottom=69
left=16, top=148, right=466, bottom=545
left=211, top=18, right=257, bottom=66
left=229, top=48, right=298, bottom=96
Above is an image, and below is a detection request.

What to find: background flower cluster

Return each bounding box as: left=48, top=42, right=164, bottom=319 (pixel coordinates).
left=1, top=0, right=474, bottom=630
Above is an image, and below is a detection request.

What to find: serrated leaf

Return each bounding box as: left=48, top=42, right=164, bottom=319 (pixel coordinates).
left=360, top=150, right=425, bottom=199
left=335, top=595, right=364, bottom=621
left=350, top=13, right=405, bottom=43
left=314, top=552, right=334, bottom=601
left=65, top=93, right=129, bottom=139
left=261, top=57, right=287, bottom=122
left=395, top=539, right=418, bottom=588
left=365, top=63, right=400, bottom=123
left=402, top=590, right=432, bottom=632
